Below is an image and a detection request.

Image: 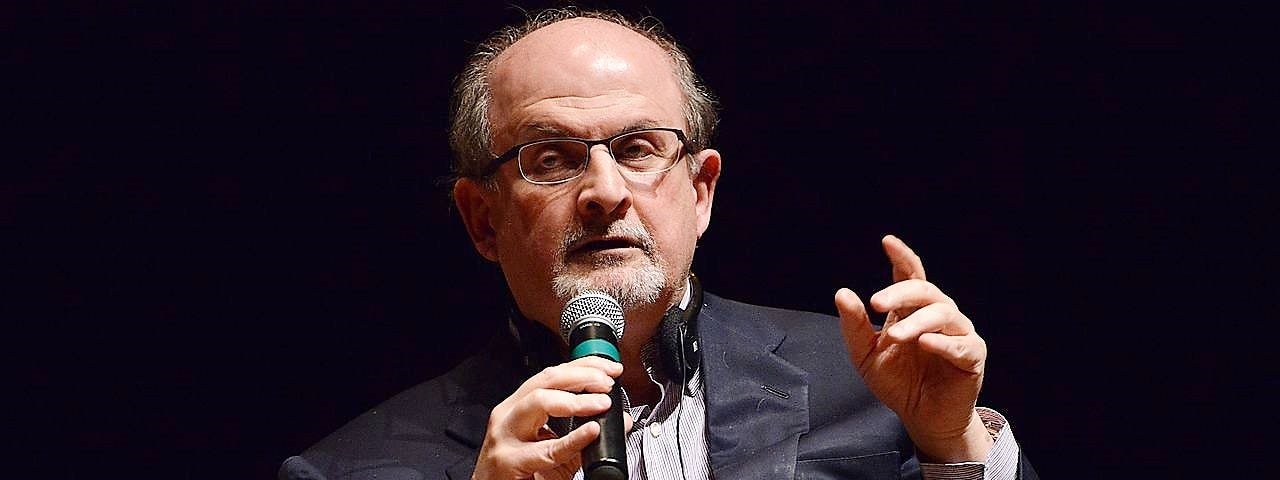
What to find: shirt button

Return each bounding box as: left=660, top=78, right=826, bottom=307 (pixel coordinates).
left=649, top=421, right=662, bottom=438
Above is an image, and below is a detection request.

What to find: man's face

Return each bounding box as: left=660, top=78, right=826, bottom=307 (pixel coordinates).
left=454, top=18, right=720, bottom=328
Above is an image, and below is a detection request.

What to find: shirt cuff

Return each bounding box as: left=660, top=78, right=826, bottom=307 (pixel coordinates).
left=918, top=407, right=1021, bottom=480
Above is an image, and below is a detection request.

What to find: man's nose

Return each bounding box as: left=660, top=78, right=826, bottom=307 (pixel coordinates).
left=576, top=145, right=632, bottom=219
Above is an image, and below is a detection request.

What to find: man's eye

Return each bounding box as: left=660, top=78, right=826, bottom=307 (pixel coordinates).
left=535, top=153, right=568, bottom=170
left=616, top=141, right=658, bottom=160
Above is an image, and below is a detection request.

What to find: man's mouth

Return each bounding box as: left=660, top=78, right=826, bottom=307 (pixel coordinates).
left=571, top=236, right=645, bottom=255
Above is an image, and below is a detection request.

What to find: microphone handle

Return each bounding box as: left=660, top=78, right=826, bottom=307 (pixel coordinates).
left=582, top=382, right=627, bottom=480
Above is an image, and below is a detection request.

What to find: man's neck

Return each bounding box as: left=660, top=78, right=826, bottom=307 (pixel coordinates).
left=615, top=279, right=693, bottom=406
left=614, top=299, right=666, bottom=406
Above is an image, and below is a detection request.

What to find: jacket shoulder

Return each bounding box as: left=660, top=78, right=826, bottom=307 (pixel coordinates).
left=282, top=339, right=522, bottom=480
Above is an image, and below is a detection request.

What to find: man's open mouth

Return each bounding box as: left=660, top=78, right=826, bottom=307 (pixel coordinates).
left=572, top=237, right=643, bottom=254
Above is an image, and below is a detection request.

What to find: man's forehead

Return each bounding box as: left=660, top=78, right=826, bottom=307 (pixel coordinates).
left=486, top=18, right=684, bottom=141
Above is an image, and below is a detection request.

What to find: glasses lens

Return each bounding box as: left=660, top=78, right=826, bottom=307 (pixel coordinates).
left=518, top=140, right=589, bottom=183
left=610, top=130, right=681, bottom=173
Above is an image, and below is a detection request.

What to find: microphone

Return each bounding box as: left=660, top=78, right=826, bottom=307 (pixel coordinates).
left=559, top=292, right=628, bottom=480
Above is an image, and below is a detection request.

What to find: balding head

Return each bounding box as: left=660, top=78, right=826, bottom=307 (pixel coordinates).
left=449, top=9, right=718, bottom=184
left=486, top=18, right=685, bottom=151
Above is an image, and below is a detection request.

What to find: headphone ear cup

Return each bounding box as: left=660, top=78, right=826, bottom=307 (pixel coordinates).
left=658, top=275, right=704, bottom=381
left=679, top=282, right=702, bottom=380
left=658, top=307, right=686, bottom=380
left=681, top=321, right=698, bottom=378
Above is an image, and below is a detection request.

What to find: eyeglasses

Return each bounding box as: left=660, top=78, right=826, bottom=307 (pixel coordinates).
left=485, top=127, right=693, bottom=185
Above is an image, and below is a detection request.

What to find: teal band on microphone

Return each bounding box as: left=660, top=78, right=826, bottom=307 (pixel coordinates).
left=571, top=338, right=620, bottom=361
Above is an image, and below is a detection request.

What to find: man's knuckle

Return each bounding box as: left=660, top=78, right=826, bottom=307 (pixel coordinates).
left=928, top=284, right=940, bottom=299
left=540, top=441, right=563, bottom=465
left=537, top=366, right=560, bottom=381
left=528, top=388, right=554, bottom=407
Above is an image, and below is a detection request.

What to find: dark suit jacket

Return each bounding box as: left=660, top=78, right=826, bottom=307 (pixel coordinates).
left=281, top=293, right=1037, bottom=479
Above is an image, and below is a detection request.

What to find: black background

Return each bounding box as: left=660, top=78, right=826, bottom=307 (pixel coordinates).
left=6, top=1, right=1273, bottom=478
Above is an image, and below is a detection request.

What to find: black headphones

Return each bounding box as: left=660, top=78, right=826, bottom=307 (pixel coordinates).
left=657, top=273, right=702, bottom=386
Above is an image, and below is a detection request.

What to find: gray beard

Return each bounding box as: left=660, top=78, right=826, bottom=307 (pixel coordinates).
left=551, top=263, right=665, bottom=311
left=551, top=221, right=667, bottom=311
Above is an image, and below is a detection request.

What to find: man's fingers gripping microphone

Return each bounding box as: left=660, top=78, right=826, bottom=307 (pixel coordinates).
left=507, top=389, right=613, bottom=437
left=518, top=360, right=618, bottom=398
left=509, top=421, right=601, bottom=479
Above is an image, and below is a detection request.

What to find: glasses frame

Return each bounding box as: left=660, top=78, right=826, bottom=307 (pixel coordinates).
left=485, top=127, right=693, bottom=185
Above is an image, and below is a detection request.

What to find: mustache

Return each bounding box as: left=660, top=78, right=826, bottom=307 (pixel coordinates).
left=561, top=221, right=656, bottom=255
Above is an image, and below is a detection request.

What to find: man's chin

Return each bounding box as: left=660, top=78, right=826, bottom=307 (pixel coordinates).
left=556, top=265, right=652, bottom=292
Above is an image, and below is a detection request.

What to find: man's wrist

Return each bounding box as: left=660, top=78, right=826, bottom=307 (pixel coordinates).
left=912, top=411, right=996, bottom=463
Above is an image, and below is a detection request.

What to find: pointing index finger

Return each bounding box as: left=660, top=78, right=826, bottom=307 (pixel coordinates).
left=883, top=234, right=926, bottom=282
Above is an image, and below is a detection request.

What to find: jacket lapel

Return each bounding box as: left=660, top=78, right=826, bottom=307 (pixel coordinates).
left=699, top=294, right=810, bottom=479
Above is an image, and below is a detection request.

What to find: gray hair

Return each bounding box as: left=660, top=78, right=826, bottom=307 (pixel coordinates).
left=448, top=7, right=719, bottom=185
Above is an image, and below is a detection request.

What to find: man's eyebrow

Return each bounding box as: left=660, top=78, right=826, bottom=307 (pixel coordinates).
left=523, top=123, right=570, bottom=138
left=518, top=120, right=664, bottom=141
left=618, top=120, right=662, bottom=134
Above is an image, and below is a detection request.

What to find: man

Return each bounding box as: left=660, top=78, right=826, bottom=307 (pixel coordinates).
left=282, top=9, right=1036, bottom=479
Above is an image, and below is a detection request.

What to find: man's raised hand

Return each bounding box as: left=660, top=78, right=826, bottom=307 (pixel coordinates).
left=835, top=235, right=994, bottom=463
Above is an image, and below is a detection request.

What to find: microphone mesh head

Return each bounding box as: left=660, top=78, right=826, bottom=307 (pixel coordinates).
left=559, top=291, right=625, bottom=342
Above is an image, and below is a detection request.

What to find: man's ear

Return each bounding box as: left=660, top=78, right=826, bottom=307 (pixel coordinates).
left=692, top=149, right=721, bottom=237
left=453, top=178, right=500, bottom=262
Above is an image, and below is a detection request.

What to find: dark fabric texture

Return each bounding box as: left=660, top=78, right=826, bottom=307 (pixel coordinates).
left=281, top=293, right=1037, bottom=480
